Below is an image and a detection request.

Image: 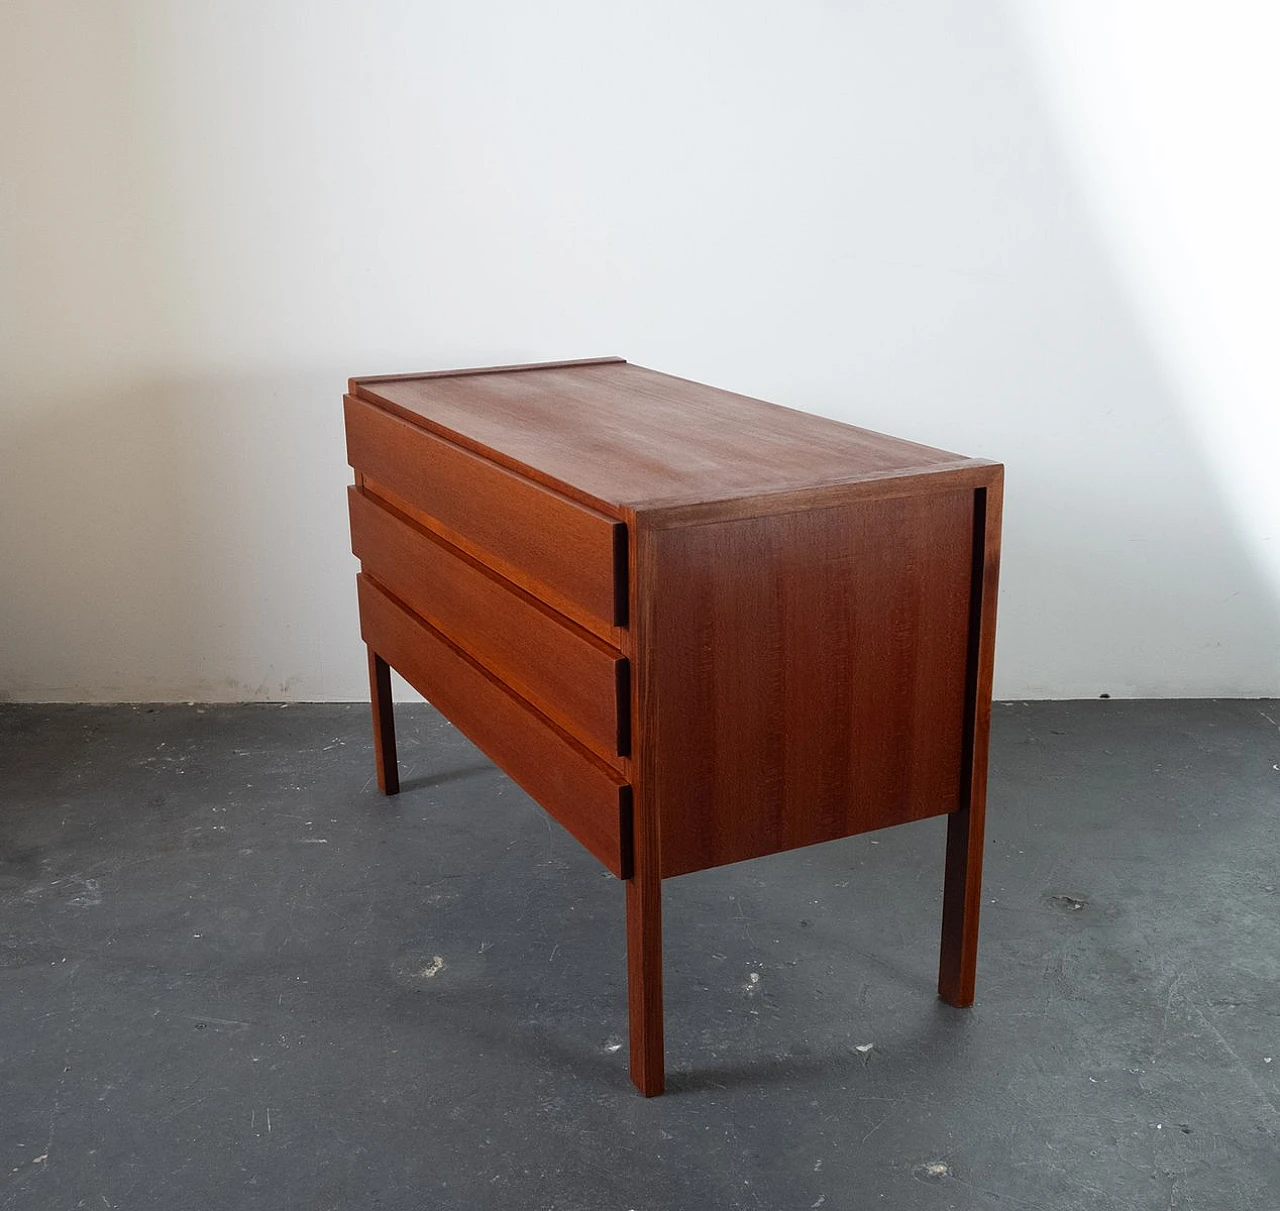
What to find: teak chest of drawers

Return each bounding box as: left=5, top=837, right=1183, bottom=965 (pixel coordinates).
left=344, top=357, right=1002, bottom=1095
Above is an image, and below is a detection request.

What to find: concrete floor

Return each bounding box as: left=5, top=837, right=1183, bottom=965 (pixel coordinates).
left=1, top=699, right=1277, bottom=1210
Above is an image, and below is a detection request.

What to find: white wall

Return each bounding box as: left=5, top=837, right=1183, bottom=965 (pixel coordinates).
left=2, top=0, right=1276, bottom=702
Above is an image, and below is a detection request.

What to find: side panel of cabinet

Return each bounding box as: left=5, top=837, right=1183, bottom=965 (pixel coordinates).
left=640, top=484, right=981, bottom=878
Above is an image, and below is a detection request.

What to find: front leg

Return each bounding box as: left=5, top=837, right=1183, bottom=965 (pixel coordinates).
left=938, top=802, right=983, bottom=1005
left=625, top=872, right=664, bottom=1095
left=367, top=648, right=399, bottom=795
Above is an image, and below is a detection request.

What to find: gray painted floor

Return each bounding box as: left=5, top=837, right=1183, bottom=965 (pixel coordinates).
left=1, top=700, right=1278, bottom=1210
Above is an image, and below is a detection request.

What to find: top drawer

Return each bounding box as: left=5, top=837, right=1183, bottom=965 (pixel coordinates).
left=345, top=396, right=626, bottom=633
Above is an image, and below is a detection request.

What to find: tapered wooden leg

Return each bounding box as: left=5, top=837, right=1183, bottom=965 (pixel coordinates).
left=938, top=803, right=984, bottom=1004
left=625, top=860, right=664, bottom=1095
left=938, top=475, right=1001, bottom=1006
left=367, top=649, right=399, bottom=796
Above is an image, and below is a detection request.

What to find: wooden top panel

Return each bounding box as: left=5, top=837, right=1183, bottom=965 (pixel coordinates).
left=349, top=360, right=983, bottom=512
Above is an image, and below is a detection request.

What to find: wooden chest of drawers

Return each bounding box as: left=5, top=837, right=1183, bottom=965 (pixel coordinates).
left=344, top=357, right=1002, bottom=1095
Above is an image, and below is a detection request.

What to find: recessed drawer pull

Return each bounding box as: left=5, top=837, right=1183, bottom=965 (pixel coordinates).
left=349, top=486, right=626, bottom=762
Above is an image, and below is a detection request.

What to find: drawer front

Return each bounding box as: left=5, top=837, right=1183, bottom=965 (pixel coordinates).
left=345, top=395, right=626, bottom=633
left=357, top=574, right=632, bottom=877
left=349, top=487, right=628, bottom=761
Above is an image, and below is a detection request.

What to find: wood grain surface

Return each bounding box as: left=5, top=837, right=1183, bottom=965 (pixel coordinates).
left=640, top=485, right=978, bottom=878
left=351, top=361, right=989, bottom=512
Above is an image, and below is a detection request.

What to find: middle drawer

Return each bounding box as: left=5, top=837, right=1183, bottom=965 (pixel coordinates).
left=349, top=486, right=628, bottom=762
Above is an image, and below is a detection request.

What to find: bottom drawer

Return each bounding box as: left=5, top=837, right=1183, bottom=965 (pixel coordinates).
left=357, top=574, right=632, bottom=877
